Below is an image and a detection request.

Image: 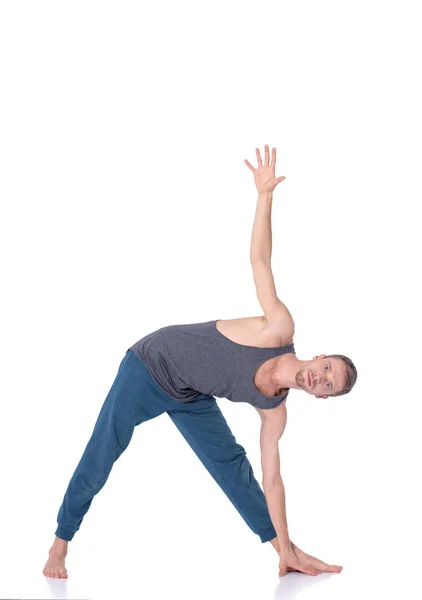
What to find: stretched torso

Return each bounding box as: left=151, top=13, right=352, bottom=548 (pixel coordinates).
left=216, top=315, right=295, bottom=398
left=128, top=315, right=295, bottom=407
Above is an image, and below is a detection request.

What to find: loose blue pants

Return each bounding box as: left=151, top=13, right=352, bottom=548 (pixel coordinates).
left=55, top=349, right=277, bottom=544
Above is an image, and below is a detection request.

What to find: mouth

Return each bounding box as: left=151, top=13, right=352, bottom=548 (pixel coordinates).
left=308, top=371, right=312, bottom=387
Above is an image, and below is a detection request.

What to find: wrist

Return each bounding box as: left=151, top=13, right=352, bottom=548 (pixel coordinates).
left=269, top=536, right=290, bottom=554
left=278, top=539, right=291, bottom=553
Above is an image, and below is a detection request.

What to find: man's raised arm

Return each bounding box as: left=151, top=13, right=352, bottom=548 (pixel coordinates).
left=246, top=146, right=294, bottom=331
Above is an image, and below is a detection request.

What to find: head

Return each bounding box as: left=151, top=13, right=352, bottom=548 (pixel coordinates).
left=295, top=354, right=357, bottom=398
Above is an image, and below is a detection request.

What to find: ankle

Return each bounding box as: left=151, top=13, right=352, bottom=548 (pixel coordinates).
left=50, top=537, right=68, bottom=554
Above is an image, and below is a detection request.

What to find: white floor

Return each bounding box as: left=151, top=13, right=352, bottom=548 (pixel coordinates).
left=0, top=560, right=415, bottom=600
left=0, top=523, right=418, bottom=600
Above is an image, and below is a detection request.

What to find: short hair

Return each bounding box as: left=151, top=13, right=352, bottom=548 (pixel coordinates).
left=324, top=354, right=357, bottom=397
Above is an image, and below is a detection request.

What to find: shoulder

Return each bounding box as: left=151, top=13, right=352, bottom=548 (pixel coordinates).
left=261, top=295, right=295, bottom=336
left=260, top=315, right=295, bottom=347
left=255, top=401, right=287, bottom=423
left=255, top=402, right=288, bottom=439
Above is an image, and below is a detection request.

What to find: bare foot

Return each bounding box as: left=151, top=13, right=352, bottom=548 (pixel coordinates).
left=43, top=551, right=68, bottom=578
left=43, top=537, right=69, bottom=578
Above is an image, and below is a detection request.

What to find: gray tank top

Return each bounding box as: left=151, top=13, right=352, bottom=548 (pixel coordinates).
left=128, top=319, right=296, bottom=409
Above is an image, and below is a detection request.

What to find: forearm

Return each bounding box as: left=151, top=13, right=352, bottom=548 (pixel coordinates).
left=250, top=192, right=273, bottom=266
left=263, top=477, right=290, bottom=551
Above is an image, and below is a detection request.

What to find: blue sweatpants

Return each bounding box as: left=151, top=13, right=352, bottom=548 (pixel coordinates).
left=55, top=349, right=277, bottom=544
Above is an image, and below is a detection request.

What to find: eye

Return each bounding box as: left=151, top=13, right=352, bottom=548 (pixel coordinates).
left=324, top=365, right=331, bottom=390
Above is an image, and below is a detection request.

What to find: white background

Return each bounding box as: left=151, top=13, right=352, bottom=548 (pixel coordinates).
left=1, top=1, right=421, bottom=599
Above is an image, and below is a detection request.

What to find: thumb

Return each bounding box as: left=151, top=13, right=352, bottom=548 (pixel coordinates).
left=277, top=176, right=286, bottom=183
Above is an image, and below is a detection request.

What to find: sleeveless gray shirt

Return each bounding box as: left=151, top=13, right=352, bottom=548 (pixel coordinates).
left=128, top=319, right=296, bottom=409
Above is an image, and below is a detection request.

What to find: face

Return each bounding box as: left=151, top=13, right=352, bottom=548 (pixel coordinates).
left=296, top=355, right=347, bottom=398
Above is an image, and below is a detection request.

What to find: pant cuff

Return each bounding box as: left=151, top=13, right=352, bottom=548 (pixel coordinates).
left=258, top=524, right=277, bottom=543
left=55, top=525, right=76, bottom=542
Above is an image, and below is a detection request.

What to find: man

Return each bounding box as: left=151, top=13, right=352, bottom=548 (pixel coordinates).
left=43, top=145, right=357, bottom=579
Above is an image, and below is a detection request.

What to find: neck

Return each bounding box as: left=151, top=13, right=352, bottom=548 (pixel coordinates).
left=268, top=353, right=304, bottom=391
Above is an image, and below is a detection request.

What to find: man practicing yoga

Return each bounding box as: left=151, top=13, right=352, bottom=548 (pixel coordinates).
left=43, top=144, right=357, bottom=579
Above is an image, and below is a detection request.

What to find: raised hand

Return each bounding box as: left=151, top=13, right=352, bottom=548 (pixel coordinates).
left=244, top=144, right=286, bottom=194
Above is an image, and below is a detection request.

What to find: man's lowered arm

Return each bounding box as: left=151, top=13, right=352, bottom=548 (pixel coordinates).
left=256, top=404, right=290, bottom=552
